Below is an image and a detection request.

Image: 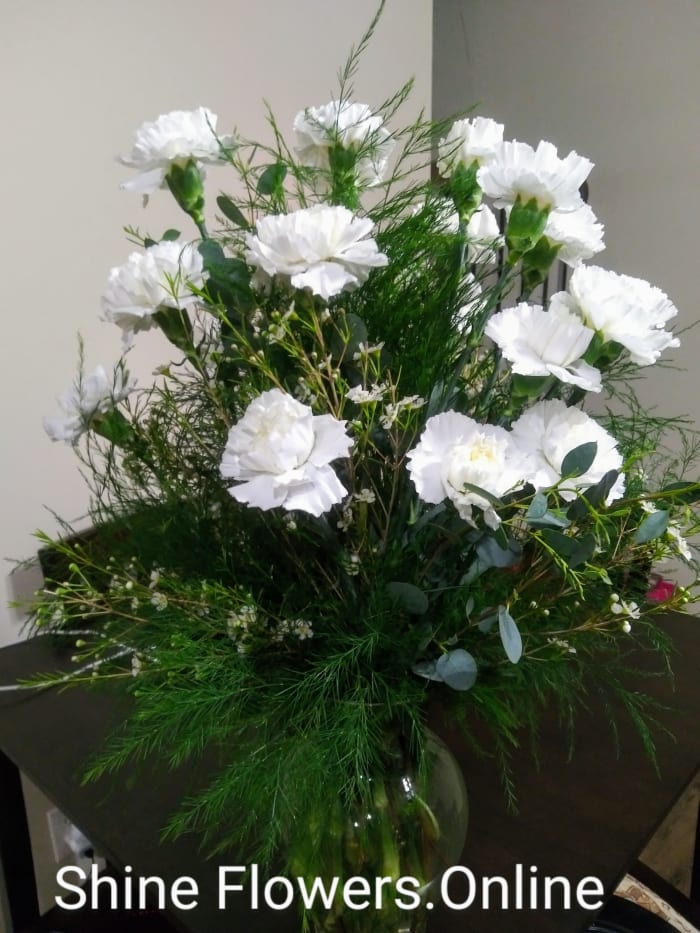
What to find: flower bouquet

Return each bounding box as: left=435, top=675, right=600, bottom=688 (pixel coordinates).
left=32, top=5, right=699, bottom=930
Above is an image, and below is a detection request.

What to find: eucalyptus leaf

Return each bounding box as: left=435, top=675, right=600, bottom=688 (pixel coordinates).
left=526, top=493, right=548, bottom=521
left=386, top=582, right=428, bottom=615
left=477, top=612, right=498, bottom=633
left=659, top=481, right=700, bottom=504
left=216, top=195, right=251, bottom=230
left=435, top=649, right=478, bottom=691
left=561, top=441, right=598, bottom=478
left=476, top=535, right=522, bottom=568
left=412, top=659, right=442, bottom=682
left=257, top=162, right=287, bottom=196
left=634, top=510, right=670, bottom=545
left=459, top=482, right=504, bottom=510
left=498, top=606, right=522, bottom=664
left=567, top=470, right=619, bottom=520
left=526, top=511, right=571, bottom=529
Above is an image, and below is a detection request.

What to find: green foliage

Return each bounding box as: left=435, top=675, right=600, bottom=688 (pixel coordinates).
left=29, top=0, right=700, bottom=877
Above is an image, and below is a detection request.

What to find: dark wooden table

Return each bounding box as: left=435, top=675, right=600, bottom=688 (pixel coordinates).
left=1, top=615, right=699, bottom=933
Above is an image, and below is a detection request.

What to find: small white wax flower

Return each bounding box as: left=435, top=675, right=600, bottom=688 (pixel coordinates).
left=567, top=265, right=680, bottom=366
left=43, top=365, right=136, bottom=445
left=407, top=411, right=528, bottom=528
left=346, top=383, right=386, bottom=404
left=119, top=107, right=234, bottom=193
left=543, top=203, right=605, bottom=267
left=101, top=240, right=206, bottom=344
left=437, top=117, right=504, bottom=177
left=477, top=140, right=593, bottom=212
left=510, top=399, right=625, bottom=503
left=667, top=524, right=693, bottom=561
left=220, top=388, right=353, bottom=517
left=294, top=100, right=394, bottom=185
left=245, top=205, right=388, bottom=301
left=485, top=298, right=602, bottom=392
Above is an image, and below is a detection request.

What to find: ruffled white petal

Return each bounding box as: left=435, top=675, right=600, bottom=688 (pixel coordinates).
left=485, top=302, right=601, bottom=391
left=245, top=205, right=387, bottom=300
left=568, top=265, right=679, bottom=366
left=477, top=140, right=593, bottom=211
left=510, top=399, right=624, bottom=502
left=220, top=388, right=351, bottom=517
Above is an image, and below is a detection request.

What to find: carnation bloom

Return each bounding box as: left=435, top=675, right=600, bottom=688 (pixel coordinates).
left=101, top=240, right=206, bottom=344
left=293, top=100, right=394, bottom=185
left=543, top=203, right=605, bottom=267
left=220, top=388, right=353, bottom=517
left=465, top=204, right=502, bottom=265
left=477, top=140, right=593, bottom=212
left=485, top=299, right=602, bottom=391
left=437, top=117, right=504, bottom=177
left=567, top=265, right=680, bottom=366
left=119, top=107, right=233, bottom=193
left=647, top=578, right=676, bottom=603
left=245, top=204, right=388, bottom=301
left=406, top=411, right=528, bottom=527
left=510, top=399, right=625, bottom=502
left=44, top=365, right=136, bottom=445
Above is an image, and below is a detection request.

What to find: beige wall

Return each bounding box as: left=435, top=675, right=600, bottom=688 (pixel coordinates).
left=434, top=0, right=700, bottom=431
left=0, top=0, right=433, bottom=649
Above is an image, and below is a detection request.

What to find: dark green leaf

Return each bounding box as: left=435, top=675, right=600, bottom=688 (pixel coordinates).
left=257, top=162, right=287, bottom=196
left=659, top=481, right=700, bottom=504
left=216, top=195, right=251, bottom=230
left=161, top=228, right=181, bottom=241
left=567, top=470, right=619, bottom=519
left=386, top=582, right=428, bottom=615
left=435, top=649, right=478, bottom=690
left=540, top=530, right=595, bottom=567
left=561, top=442, right=598, bottom=478
left=498, top=606, right=522, bottom=664
left=459, top=483, right=504, bottom=510
left=330, top=311, right=368, bottom=360
left=634, top=510, right=670, bottom=545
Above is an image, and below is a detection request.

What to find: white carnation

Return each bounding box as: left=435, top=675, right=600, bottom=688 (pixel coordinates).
left=44, top=365, right=136, bottom=445
left=220, top=388, right=353, bottom=517
left=437, top=117, right=504, bottom=177
left=465, top=205, right=502, bottom=265
left=406, top=411, right=528, bottom=528
left=477, top=140, right=593, bottom=212
left=485, top=299, right=602, bottom=391
left=101, top=240, right=206, bottom=343
left=293, top=100, right=394, bottom=186
left=567, top=265, right=680, bottom=366
left=245, top=204, right=388, bottom=301
left=510, top=399, right=625, bottom=502
left=119, top=107, right=233, bottom=193
left=544, top=203, right=605, bottom=267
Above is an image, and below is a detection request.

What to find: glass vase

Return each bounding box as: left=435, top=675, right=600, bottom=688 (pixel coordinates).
left=289, top=729, right=468, bottom=933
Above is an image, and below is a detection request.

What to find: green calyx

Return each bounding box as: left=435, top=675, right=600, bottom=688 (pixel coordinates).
left=506, top=195, right=549, bottom=262
left=165, top=159, right=206, bottom=226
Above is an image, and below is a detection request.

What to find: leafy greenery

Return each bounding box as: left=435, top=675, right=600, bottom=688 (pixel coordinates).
left=28, top=1, right=699, bottom=886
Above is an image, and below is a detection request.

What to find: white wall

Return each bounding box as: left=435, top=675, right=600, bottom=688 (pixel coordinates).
left=0, top=0, right=433, bottom=647
left=434, top=0, right=700, bottom=578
